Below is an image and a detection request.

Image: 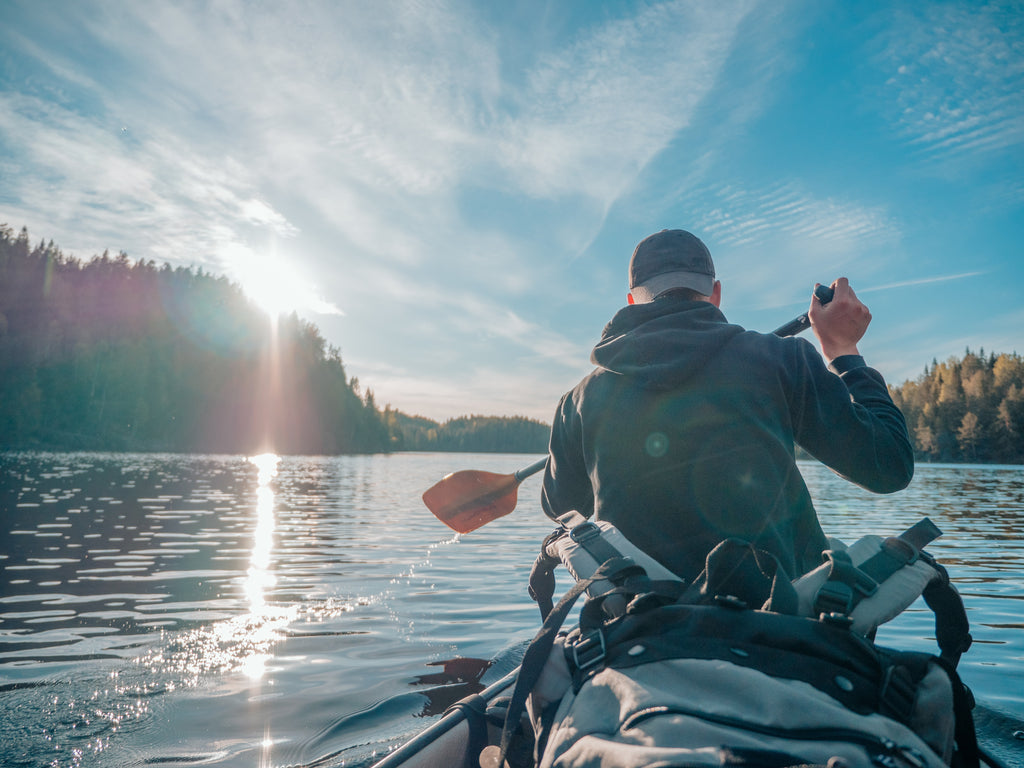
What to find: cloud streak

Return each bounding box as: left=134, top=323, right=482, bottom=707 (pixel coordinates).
left=691, top=182, right=897, bottom=248
left=874, top=3, right=1024, bottom=161
left=858, top=272, right=987, bottom=294
left=498, top=3, right=755, bottom=204
left=0, top=88, right=294, bottom=267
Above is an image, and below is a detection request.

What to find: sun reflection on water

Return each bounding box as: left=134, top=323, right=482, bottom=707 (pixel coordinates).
left=246, top=453, right=280, bottom=615
left=136, top=453, right=295, bottom=686
left=238, top=452, right=284, bottom=680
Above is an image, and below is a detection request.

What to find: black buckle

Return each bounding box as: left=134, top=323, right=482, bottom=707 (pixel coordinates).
left=852, top=567, right=879, bottom=598
left=571, top=630, right=606, bottom=671
left=880, top=665, right=917, bottom=724
left=824, top=549, right=879, bottom=598
left=713, top=594, right=748, bottom=610
left=815, top=580, right=854, bottom=615
left=819, top=611, right=854, bottom=629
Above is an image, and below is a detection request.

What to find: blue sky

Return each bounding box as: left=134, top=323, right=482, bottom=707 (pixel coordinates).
left=2, top=1, right=1022, bottom=422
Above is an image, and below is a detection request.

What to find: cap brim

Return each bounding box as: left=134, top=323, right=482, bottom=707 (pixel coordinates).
left=630, top=270, right=715, bottom=303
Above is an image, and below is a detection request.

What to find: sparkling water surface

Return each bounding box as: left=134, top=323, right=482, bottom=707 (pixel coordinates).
left=1, top=452, right=1022, bottom=767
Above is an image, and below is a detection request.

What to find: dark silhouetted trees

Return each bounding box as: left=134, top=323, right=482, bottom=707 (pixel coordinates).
left=392, top=413, right=549, bottom=453
left=0, top=225, right=392, bottom=454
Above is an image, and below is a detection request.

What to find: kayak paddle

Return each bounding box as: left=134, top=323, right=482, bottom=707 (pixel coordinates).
left=771, top=283, right=834, bottom=336
left=424, top=283, right=835, bottom=532
left=422, top=456, right=547, bottom=533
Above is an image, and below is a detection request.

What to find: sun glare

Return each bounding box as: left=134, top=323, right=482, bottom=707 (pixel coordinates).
left=223, top=244, right=341, bottom=318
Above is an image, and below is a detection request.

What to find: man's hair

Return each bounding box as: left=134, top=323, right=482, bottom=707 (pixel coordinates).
left=654, top=287, right=708, bottom=302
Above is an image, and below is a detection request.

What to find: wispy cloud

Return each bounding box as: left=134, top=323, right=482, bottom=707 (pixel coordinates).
left=692, top=182, right=897, bottom=248
left=858, top=272, right=986, bottom=294
left=649, top=180, right=904, bottom=316
left=661, top=178, right=902, bottom=301
left=873, top=3, right=1024, bottom=160
left=497, top=2, right=755, bottom=206
left=0, top=89, right=295, bottom=267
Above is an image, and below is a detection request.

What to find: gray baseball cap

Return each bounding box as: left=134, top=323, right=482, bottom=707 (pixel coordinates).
left=628, top=229, right=716, bottom=302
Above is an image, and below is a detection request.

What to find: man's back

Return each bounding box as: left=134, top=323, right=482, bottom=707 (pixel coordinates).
left=542, top=296, right=913, bottom=582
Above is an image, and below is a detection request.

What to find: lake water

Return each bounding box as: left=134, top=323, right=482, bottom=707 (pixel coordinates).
left=1, top=452, right=1022, bottom=767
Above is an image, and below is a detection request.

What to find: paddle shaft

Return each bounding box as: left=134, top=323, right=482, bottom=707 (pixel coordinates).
left=514, top=456, right=548, bottom=483
left=772, top=283, right=834, bottom=337
left=370, top=668, right=519, bottom=768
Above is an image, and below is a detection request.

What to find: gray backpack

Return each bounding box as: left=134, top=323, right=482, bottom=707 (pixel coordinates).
left=496, top=515, right=980, bottom=768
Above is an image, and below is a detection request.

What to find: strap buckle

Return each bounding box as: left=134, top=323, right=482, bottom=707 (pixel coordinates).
left=816, top=580, right=855, bottom=616
left=571, top=629, right=606, bottom=671
left=813, top=549, right=880, bottom=619
left=880, top=665, right=917, bottom=724
left=882, top=536, right=919, bottom=567
left=569, top=521, right=602, bottom=544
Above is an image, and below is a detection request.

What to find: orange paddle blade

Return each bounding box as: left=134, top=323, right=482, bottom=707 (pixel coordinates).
left=422, top=469, right=522, bottom=533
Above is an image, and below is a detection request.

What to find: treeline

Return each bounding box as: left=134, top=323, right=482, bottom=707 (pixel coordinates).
left=18, top=226, right=1019, bottom=465
left=392, top=413, right=549, bottom=453
left=0, top=225, right=392, bottom=454
left=890, top=349, right=1024, bottom=464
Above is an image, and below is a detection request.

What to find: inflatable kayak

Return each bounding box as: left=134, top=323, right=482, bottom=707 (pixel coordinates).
left=371, top=514, right=1012, bottom=768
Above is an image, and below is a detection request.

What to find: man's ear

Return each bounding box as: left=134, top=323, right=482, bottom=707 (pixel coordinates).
left=709, top=280, right=721, bottom=308
left=627, top=293, right=635, bottom=305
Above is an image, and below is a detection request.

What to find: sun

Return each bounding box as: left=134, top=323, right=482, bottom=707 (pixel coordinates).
left=222, top=244, right=341, bottom=318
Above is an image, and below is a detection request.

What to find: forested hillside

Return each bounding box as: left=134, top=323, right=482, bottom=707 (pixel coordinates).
left=891, top=350, right=1024, bottom=464
left=0, top=226, right=391, bottom=454
left=393, top=413, right=549, bottom=453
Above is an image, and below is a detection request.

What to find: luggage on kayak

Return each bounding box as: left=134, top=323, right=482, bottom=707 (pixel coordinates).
left=493, top=514, right=979, bottom=768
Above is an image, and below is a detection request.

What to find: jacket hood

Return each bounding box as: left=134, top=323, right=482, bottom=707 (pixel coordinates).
left=590, top=297, right=746, bottom=389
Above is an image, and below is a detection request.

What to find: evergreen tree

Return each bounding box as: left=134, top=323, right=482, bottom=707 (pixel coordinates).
left=393, top=412, right=550, bottom=453
left=891, top=349, right=1024, bottom=464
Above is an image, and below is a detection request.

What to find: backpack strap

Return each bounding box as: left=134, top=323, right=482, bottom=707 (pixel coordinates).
left=933, top=655, right=982, bottom=768
left=527, top=513, right=600, bottom=621
left=529, top=512, right=686, bottom=622
left=812, top=548, right=880, bottom=617
left=566, top=519, right=627, bottom=563
left=921, top=556, right=973, bottom=668
left=858, top=518, right=942, bottom=585
left=498, top=557, right=636, bottom=768
left=807, top=518, right=972, bottom=667
left=528, top=530, right=564, bottom=620
left=812, top=518, right=943, bottom=620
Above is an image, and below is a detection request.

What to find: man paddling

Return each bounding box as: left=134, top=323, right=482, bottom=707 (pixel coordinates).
left=540, top=229, right=914, bottom=582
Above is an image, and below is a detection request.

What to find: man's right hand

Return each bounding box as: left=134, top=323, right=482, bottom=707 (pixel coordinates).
left=808, top=277, right=871, bottom=361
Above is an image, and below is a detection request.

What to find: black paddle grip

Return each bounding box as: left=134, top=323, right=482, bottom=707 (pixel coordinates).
left=772, top=283, right=835, bottom=337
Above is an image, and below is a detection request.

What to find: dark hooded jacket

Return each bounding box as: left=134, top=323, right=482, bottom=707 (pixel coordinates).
left=541, top=296, right=914, bottom=582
